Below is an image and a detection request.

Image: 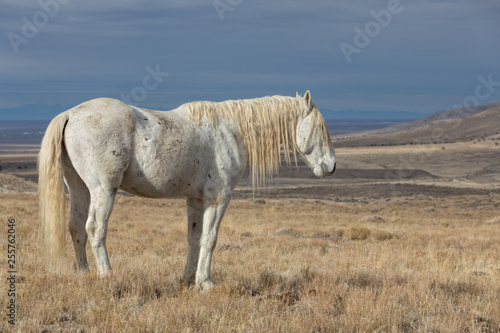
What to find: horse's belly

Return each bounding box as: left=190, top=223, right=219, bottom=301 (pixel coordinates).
left=120, top=150, right=202, bottom=198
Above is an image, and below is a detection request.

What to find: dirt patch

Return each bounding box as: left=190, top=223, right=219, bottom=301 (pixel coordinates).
left=361, top=215, right=386, bottom=223
left=272, top=229, right=296, bottom=237
left=0, top=173, right=37, bottom=193
left=234, top=183, right=500, bottom=200
left=334, top=169, right=438, bottom=180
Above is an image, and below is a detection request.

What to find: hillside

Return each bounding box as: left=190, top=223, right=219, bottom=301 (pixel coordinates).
left=335, top=106, right=500, bottom=147
left=334, top=101, right=500, bottom=140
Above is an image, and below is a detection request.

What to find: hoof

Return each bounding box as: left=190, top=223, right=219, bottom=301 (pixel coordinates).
left=78, top=267, right=90, bottom=274
left=182, top=271, right=196, bottom=286
left=73, top=262, right=90, bottom=273
left=98, top=269, right=113, bottom=278
left=198, top=279, right=215, bottom=291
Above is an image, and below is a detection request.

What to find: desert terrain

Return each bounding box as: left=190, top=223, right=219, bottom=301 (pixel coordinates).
left=1, top=107, right=499, bottom=332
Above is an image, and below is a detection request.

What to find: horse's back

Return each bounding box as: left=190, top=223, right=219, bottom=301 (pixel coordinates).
left=62, top=98, right=246, bottom=200
left=62, top=98, right=203, bottom=197
left=120, top=105, right=207, bottom=198
left=65, top=98, right=137, bottom=136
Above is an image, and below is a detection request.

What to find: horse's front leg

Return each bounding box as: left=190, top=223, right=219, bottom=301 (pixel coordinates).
left=195, top=196, right=231, bottom=290
left=183, top=198, right=203, bottom=286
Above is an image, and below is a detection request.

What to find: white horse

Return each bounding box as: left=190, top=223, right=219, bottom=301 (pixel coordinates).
left=38, top=90, right=336, bottom=290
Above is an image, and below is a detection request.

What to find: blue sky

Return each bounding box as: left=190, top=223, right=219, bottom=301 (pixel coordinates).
left=1, top=0, right=499, bottom=120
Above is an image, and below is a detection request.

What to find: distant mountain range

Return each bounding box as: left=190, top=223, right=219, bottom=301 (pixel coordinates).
left=346, top=101, right=500, bottom=136
left=0, top=102, right=434, bottom=122
left=335, top=101, right=500, bottom=147
left=1, top=101, right=499, bottom=147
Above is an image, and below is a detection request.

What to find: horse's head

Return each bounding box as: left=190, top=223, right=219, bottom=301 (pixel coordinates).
left=295, top=90, right=336, bottom=177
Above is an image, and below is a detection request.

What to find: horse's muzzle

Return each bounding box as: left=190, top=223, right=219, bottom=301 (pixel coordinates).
left=325, top=163, right=336, bottom=176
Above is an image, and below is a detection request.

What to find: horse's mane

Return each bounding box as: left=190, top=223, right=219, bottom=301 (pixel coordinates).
left=184, top=95, right=329, bottom=190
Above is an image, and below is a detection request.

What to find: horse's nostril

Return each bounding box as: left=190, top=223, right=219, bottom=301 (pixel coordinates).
left=324, top=163, right=336, bottom=176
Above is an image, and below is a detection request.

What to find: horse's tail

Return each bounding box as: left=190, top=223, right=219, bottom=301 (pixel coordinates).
left=38, top=112, right=69, bottom=268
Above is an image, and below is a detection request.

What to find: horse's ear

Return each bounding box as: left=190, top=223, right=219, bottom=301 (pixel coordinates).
left=304, top=90, right=312, bottom=110
left=296, top=91, right=300, bottom=98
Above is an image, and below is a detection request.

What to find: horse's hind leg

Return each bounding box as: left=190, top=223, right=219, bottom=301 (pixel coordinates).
left=86, top=186, right=117, bottom=275
left=63, top=155, right=90, bottom=272
left=69, top=191, right=90, bottom=272
left=68, top=181, right=91, bottom=272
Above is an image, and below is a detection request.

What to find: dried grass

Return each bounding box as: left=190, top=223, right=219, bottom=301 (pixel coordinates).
left=1, top=192, right=499, bottom=332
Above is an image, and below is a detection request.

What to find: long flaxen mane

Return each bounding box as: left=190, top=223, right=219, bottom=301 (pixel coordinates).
left=184, top=95, right=330, bottom=189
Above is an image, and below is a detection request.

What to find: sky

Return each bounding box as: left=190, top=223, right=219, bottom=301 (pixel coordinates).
left=1, top=0, right=500, bottom=120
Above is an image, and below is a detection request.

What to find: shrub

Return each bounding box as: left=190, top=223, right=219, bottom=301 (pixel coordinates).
left=348, top=227, right=370, bottom=240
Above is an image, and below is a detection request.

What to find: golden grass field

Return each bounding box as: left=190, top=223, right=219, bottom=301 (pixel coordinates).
left=1, top=142, right=500, bottom=332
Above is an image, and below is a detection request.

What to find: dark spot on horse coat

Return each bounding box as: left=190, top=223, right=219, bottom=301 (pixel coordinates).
left=77, top=240, right=79, bottom=244
left=162, top=119, right=176, bottom=130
